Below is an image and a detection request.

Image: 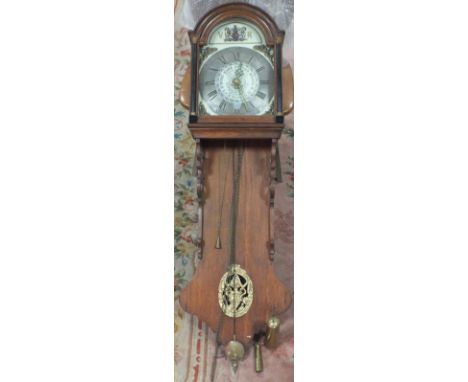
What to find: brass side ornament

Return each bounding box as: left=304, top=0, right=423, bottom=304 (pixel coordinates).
left=199, top=46, right=218, bottom=63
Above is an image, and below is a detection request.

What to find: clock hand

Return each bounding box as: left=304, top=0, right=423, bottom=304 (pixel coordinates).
left=234, top=77, right=249, bottom=112
left=238, top=88, right=249, bottom=112
left=231, top=63, right=249, bottom=112
left=235, top=61, right=243, bottom=78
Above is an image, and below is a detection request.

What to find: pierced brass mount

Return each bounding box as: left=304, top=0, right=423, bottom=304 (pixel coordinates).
left=218, top=264, right=254, bottom=318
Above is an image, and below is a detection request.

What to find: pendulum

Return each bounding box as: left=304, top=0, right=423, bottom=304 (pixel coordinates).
left=220, top=144, right=248, bottom=372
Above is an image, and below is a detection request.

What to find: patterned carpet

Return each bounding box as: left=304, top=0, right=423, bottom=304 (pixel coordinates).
left=174, top=4, right=294, bottom=380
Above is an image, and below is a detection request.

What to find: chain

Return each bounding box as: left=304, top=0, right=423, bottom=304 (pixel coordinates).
left=229, top=143, right=243, bottom=265
left=215, top=141, right=229, bottom=249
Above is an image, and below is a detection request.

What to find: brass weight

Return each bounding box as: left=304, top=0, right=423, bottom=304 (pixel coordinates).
left=254, top=342, right=263, bottom=373
left=265, top=316, right=281, bottom=349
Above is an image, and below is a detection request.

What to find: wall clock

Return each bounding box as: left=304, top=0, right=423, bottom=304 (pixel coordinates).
left=178, top=2, right=294, bottom=375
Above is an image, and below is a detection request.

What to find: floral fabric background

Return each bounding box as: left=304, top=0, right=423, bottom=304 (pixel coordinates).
left=174, top=1, right=294, bottom=380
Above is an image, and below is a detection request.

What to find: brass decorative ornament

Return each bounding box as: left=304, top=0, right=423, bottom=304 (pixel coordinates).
left=218, top=264, right=253, bottom=318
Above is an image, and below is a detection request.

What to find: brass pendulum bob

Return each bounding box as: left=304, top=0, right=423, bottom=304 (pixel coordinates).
left=225, top=339, right=245, bottom=372
left=265, top=316, right=281, bottom=349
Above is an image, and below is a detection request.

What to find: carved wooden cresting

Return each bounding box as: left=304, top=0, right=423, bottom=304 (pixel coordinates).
left=178, top=3, right=293, bottom=374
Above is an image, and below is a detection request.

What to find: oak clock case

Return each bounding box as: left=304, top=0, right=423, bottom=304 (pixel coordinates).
left=178, top=3, right=293, bottom=375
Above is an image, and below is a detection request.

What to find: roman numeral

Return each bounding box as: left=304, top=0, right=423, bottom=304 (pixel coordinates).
left=248, top=56, right=253, bottom=64
left=205, top=80, right=215, bottom=86
left=260, top=80, right=269, bottom=85
left=256, top=91, right=266, bottom=99
left=208, top=90, right=217, bottom=99
left=218, top=55, right=227, bottom=64
left=218, top=100, right=227, bottom=112
left=208, top=67, right=219, bottom=72
left=232, top=51, right=240, bottom=61
left=256, top=66, right=265, bottom=73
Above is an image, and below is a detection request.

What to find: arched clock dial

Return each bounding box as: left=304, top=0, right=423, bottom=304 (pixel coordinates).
left=199, top=47, right=274, bottom=116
